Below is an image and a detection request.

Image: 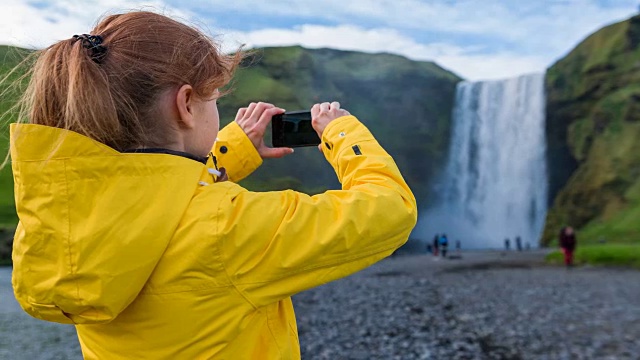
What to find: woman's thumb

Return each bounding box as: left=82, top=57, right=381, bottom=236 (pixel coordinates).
left=260, top=147, right=294, bottom=159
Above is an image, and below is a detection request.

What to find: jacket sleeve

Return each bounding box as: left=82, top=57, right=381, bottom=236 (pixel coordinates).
left=217, top=115, right=418, bottom=308
left=211, top=121, right=263, bottom=182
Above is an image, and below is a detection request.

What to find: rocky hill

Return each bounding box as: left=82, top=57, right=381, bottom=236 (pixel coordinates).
left=543, top=15, right=640, bottom=245
left=0, top=45, right=461, bottom=227
left=218, top=46, right=460, bottom=202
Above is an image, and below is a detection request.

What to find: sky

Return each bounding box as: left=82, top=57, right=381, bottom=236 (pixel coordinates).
left=1, top=0, right=638, bottom=81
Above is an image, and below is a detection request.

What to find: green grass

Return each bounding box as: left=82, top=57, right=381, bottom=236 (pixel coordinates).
left=546, top=244, right=640, bottom=268
left=578, top=201, right=640, bottom=243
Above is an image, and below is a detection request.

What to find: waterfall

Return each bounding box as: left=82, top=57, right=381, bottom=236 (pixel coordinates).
left=420, top=73, right=548, bottom=249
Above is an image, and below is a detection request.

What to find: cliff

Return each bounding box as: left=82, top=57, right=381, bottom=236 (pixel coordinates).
left=543, top=16, right=640, bottom=245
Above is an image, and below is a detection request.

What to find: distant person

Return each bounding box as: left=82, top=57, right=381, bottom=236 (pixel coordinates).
left=516, top=236, right=522, bottom=251
left=455, top=240, right=461, bottom=252
left=504, top=238, right=511, bottom=251
left=426, top=243, right=432, bottom=254
left=6, top=11, right=417, bottom=359
left=439, top=234, right=449, bottom=258
left=559, top=226, right=577, bottom=267
left=433, top=234, right=440, bottom=256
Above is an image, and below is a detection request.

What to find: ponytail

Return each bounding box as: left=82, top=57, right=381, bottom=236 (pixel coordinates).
left=24, top=37, right=132, bottom=148
left=4, top=11, right=244, bottom=153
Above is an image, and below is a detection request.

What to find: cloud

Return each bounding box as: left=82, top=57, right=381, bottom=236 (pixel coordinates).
left=222, top=25, right=464, bottom=56
left=436, top=53, right=548, bottom=81
left=221, top=24, right=546, bottom=80
left=185, top=0, right=638, bottom=79
left=2, top=0, right=638, bottom=81
left=0, top=0, right=190, bottom=49
left=183, top=0, right=637, bottom=53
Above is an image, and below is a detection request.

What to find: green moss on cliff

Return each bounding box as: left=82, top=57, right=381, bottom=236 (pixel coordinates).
left=543, top=16, right=640, bottom=245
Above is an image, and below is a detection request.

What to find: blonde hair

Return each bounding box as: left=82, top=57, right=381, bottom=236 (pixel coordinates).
left=12, top=11, right=243, bottom=151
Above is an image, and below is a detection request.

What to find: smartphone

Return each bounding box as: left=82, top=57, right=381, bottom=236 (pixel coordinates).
left=271, top=110, right=320, bottom=148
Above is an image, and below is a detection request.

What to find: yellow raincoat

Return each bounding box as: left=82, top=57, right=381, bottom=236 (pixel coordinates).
left=11, top=115, right=417, bottom=359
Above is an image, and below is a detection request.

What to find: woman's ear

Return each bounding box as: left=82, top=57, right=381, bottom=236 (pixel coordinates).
left=175, top=84, right=196, bottom=129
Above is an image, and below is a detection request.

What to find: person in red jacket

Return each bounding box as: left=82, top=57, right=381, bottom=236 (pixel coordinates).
left=559, top=226, right=577, bottom=267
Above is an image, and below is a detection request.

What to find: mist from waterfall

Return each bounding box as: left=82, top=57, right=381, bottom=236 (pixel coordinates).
left=418, top=73, right=548, bottom=249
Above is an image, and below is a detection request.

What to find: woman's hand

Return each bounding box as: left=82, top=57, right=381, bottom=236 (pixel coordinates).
left=311, top=102, right=350, bottom=139
left=235, top=102, right=294, bottom=158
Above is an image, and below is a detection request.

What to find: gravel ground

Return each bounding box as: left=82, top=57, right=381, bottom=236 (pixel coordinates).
left=1, top=251, right=639, bottom=359
left=0, top=268, right=81, bottom=360
left=294, top=253, right=640, bottom=360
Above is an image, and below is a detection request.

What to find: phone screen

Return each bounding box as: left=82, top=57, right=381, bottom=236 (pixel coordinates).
left=272, top=111, right=320, bottom=147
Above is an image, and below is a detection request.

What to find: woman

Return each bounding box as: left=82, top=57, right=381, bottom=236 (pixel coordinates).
left=8, top=11, right=417, bottom=359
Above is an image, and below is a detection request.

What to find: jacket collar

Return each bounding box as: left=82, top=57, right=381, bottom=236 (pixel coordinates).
left=123, top=148, right=208, bottom=164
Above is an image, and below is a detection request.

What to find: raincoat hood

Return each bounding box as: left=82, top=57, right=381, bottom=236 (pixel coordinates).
left=9, top=116, right=417, bottom=359
left=10, top=123, right=206, bottom=324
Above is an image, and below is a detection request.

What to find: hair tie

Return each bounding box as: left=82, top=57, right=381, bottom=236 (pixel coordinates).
left=72, top=34, right=107, bottom=64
